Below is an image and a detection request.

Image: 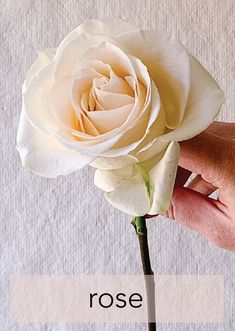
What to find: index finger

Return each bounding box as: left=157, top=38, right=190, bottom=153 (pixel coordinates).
left=179, top=131, right=235, bottom=189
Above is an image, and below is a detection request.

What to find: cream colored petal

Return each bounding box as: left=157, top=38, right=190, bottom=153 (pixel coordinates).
left=148, top=142, right=180, bottom=215
left=124, top=78, right=147, bottom=124
left=75, top=19, right=139, bottom=38
left=23, top=48, right=56, bottom=93
left=129, top=56, right=150, bottom=89
left=70, top=72, right=94, bottom=117
left=81, top=114, right=100, bottom=136
left=94, top=88, right=134, bottom=109
left=120, top=58, right=160, bottom=135
left=159, top=56, right=224, bottom=142
left=67, top=52, right=154, bottom=149
left=77, top=41, right=136, bottom=78
left=87, top=104, right=133, bottom=133
left=69, top=73, right=102, bottom=136
left=16, top=109, right=92, bottom=178
left=137, top=139, right=169, bottom=162
left=57, top=129, right=124, bottom=154
left=89, top=60, right=111, bottom=77
left=94, top=166, right=150, bottom=216
left=100, top=71, right=134, bottom=96
left=146, top=81, right=161, bottom=129
left=90, top=154, right=138, bottom=170
left=134, top=106, right=166, bottom=158
left=48, top=77, right=78, bottom=129
left=66, top=63, right=148, bottom=147
left=64, top=119, right=147, bottom=156
left=137, top=59, right=224, bottom=163
left=55, top=19, right=138, bottom=61
left=105, top=178, right=150, bottom=216
left=94, top=142, right=179, bottom=216
left=97, top=81, right=160, bottom=157
left=52, top=44, right=160, bottom=155
left=136, top=56, right=224, bottom=161
left=94, top=168, right=124, bottom=192
left=56, top=18, right=133, bottom=57
left=123, top=56, right=151, bottom=125
left=111, top=116, right=149, bottom=150
left=23, top=63, right=56, bottom=134
left=54, top=34, right=111, bottom=80
left=53, top=30, right=81, bottom=62
left=117, top=30, right=190, bottom=129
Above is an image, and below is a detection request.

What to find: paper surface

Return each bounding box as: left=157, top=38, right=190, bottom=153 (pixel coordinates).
left=1, top=0, right=235, bottom=330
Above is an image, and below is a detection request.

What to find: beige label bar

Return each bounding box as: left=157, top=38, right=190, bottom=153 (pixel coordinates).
left=11, top=275, right=224, bottom=323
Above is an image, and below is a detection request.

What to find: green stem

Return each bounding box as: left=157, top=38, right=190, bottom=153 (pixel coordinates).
left=132, top=216, right=156, bottom=331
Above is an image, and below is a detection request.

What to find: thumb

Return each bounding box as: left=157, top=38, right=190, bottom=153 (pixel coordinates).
left=165, top=186, right=232, bottom=249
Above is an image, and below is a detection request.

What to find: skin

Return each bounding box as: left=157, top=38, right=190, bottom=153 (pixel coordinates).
left=163, top=121, right=235, bottom=251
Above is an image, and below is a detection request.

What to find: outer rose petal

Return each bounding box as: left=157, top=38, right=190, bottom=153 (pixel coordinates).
left=16, top=109, right=92, bottom=178
left=136, top=56, right=224, bottom=162
left=23, top=48, right=56, bottom=93
left=94, top=166, right=150, bottom=216
left=90, top=155, right=138, bottom=170
left=159, top=56, right=225, bottom=142
left=94, top=142, right=179, bottom=216
left=23, top=63, right=56, bottom=134
left=116, top=30, right=190, bottom=129
left=75, top=19, right=139, bottom=37
left=148, top=142, right=180, bottom=215
left=57, top=19, right=139, bottom=54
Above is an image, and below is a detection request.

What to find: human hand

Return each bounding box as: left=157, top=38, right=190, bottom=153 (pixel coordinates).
left=164, top=122, right=235, bottom=251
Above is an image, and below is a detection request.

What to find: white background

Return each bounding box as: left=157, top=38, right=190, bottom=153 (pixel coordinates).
left=1, top=0, right=235, bottom=330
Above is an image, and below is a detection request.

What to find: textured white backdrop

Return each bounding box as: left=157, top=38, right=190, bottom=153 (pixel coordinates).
left=1, top=0, right=235, bottom=330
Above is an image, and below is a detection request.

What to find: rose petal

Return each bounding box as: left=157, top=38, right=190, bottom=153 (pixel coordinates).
left=16, top=108, right=92, bottom=178
left=59, top=55, right=158, bottom=152
left=94, top=142, right=179, bottom=215
left=159, top=56, right=224, bottom=142
left=98, top=80, right=160, bottom=157
left=89, top=60, right=111, bottom=77
left=54, top=34, right=111, bottom=81
left=57, top=129, right=124, bottom=154
left=75, top=19, right=139, bottom=38
left=148, top=141, right=180, bottom=215
left=117, top=30, right=190, bottom=129
left=100, top=70, right=134, bottom=96
left=94, top=165, right=150, bottom=216
left=136, top=56, right=224, bottom=161
left=23, top=63, right=56, bottom=134
left=137, top=139, right=169, bottom=162
left=110, top=116, right=149, bottom=151
left=69, top=72, right=101, bottom=135
left=55, top=19, right=138, bottom=63
left=90, top=155, right=138, bottom=170
left=87, top=104, right=133, bottom=133
left=48, top=77, right=78, bottom=128
left=77, top=41, right=137, bottom=79
left=134, top=106, right=166, bottom=160
left=23, top=48, right=56, bottom=93
left=94, top=88, right=134, bottom=109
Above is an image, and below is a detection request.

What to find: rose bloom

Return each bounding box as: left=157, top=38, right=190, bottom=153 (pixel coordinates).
left=17, top=19, right=224, bottom=216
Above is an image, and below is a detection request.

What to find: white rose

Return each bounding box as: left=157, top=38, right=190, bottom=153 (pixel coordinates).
left=17, top=19, right=224, bottom=216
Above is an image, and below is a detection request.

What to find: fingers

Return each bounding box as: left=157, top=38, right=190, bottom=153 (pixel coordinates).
left=206, top=121, right=235, bottom=140
left=165, top=187, right=235, bottom=251
left=174, top=166, right=191, bottom=188
left=187, top=174, right=217, bottom=195
left=179, top=132, right=235, bottom=190
left=163, top=123, right=235, bottom=251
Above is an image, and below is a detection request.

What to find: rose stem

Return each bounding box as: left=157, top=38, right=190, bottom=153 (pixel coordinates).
left=132, top=216, right=156, bottom=331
